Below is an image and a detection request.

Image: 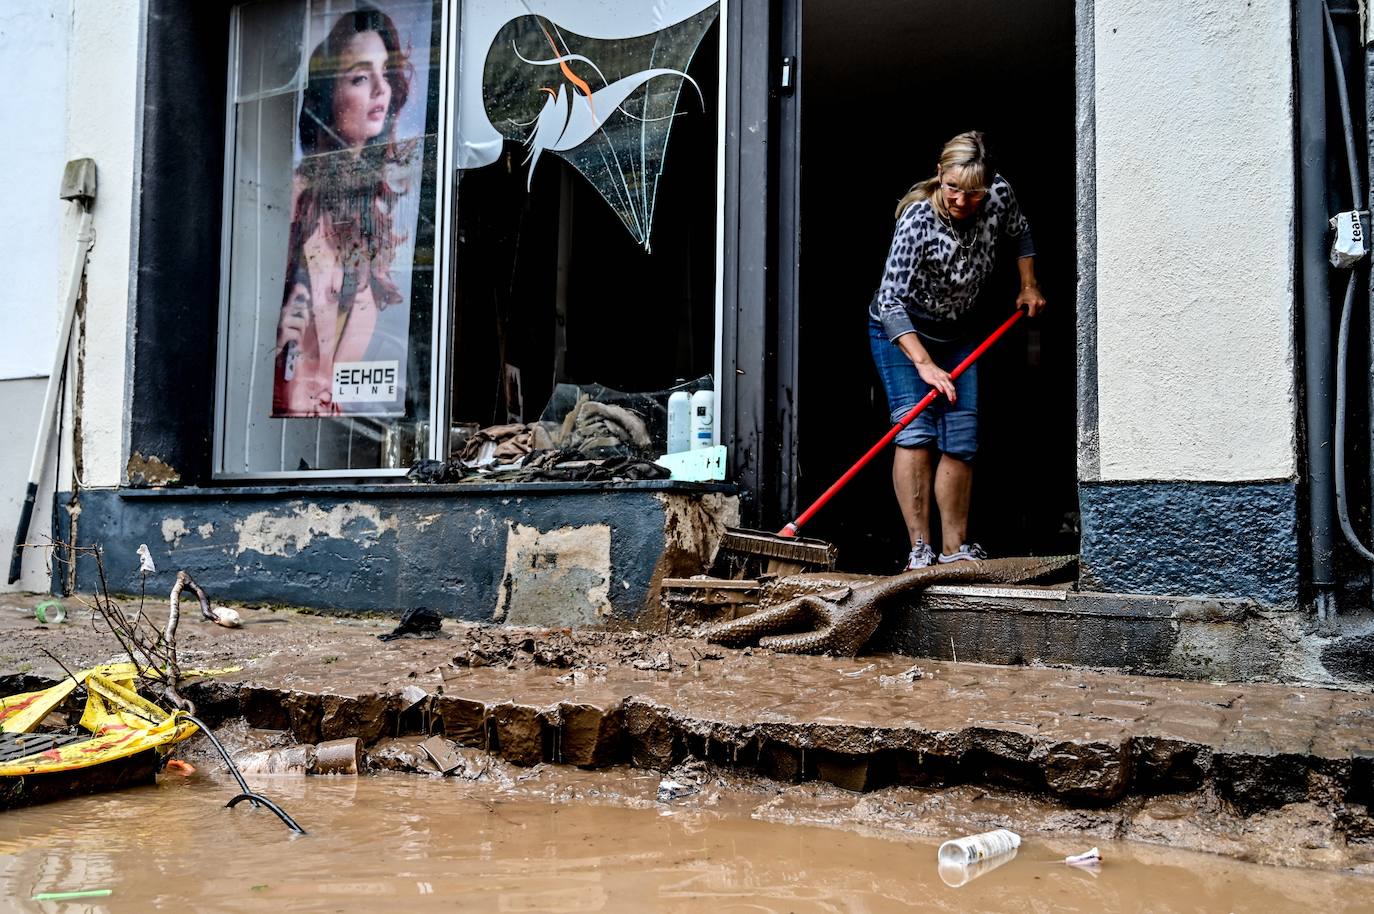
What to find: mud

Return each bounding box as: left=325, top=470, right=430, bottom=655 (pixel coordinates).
left=3, top=595, right=1374, bottom=873
left=0, top=760, right=1371, bottom=911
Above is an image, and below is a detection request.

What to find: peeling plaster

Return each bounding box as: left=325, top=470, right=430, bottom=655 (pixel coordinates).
left=415, top=513, right=442, bottom=532
left=126, top=452, right=181, bottom=487
left=161, top=517, right=190, bottom=548
left=233, top=502, right=400, bottom=558
left=495, top=522, right=612, bottom=626
left=197, top=522, right=215, bottom=539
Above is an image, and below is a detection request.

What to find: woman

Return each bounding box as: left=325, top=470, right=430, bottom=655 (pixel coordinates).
left=868, top=131, right=1045, bottom=569
left=274, top=4, right=415, bottom=417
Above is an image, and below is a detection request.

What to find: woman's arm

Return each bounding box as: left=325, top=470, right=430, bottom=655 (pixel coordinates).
left=1015, top=256, right=1046, bottom=317
left=895, top=331, right=958, bottom=402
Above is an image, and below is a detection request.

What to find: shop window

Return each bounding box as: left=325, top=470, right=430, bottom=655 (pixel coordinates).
left=215, top=0, right=721, bottom=479
left=446, top=2, right=720, bottom=453
left=215, top=0, right=444, bottom=476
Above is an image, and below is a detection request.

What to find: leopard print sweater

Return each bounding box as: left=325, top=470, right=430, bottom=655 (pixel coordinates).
left=869, top=174, right=1035, bottom=343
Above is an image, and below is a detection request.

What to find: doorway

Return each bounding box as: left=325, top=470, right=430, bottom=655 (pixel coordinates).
left=795, top=0, right=1078, bottom=571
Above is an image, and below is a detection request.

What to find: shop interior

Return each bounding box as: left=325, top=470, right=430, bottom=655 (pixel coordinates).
left=445, top=22, right=721, bottom=458
left=796, top=0, right=1079, bottom=570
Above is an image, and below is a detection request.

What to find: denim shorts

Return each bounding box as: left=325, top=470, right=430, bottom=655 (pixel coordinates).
left=868, top=317, right=978, bottom=459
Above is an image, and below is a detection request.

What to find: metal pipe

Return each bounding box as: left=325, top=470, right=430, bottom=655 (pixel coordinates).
left=1297, top=0, right=1337, bottom=617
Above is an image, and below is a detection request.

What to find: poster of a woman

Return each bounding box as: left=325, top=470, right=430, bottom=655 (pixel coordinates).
left=272, top=1, right=431, bottom=418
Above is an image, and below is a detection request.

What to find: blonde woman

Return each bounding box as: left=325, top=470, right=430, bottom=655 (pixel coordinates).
left=868, top=131, right=1046, bottom=569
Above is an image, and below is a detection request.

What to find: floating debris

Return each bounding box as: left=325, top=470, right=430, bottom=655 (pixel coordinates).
left=1065, top=847, right=1102, bottom=867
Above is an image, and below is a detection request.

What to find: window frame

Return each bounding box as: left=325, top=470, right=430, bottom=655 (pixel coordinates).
left=212, top=0, right=726, bottom=482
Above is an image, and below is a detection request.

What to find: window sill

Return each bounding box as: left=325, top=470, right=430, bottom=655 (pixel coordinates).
left=116, top=479, right=739, bottom=500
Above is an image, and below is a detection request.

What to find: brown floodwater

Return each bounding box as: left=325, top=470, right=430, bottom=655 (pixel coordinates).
left=0, top=769, right=1369, bottom=913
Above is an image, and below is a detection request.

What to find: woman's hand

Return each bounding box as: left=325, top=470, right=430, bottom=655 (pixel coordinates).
left=914, top=357, right=957, bottom=402
left=896, top=332, right=957, bottom=402
left=1016, top=282, right=1046, bottom=317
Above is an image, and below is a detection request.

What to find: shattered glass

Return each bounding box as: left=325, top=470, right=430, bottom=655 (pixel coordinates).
left=478, top=7, right=719, bottom=250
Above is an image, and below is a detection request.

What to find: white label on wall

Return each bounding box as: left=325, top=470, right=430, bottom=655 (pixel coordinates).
left=333, top=361, right=399, bottom=403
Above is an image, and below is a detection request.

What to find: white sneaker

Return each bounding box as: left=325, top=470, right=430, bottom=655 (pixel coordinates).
left=905, top=539, right=937, bottom=570
left=938, top=543, right=988, bottom=564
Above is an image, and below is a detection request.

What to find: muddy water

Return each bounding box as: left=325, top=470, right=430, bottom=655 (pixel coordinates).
left=0, top=771, right=1369, bottom=913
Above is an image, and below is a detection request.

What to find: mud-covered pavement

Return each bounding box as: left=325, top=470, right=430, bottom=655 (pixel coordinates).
left=2, top=595, right=1373, bottom=875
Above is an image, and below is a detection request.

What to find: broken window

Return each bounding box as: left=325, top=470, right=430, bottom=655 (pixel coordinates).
left=214, top=0, right=444, bottom=476
left=447, top=1, right=721, bottom=450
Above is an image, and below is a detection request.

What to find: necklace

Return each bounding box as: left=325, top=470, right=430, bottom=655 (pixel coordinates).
left=940, top=213, right=978, bottom=250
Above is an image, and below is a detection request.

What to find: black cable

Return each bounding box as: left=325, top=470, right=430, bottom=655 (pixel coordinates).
left=182, top=714, right=307, bottom=835
left=1323, top=0, right=1374, bottom=563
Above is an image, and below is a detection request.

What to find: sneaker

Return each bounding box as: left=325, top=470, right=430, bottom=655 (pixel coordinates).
left=938, top=543, right=988, bottom=564
left=905, top=539, right=937, bottom=570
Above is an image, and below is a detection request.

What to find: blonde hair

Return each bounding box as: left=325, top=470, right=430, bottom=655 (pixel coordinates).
left=895, top=131, right=991, bottom=219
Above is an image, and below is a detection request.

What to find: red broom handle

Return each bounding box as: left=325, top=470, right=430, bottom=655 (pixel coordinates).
left=778, top=308, right=1026, bottom=537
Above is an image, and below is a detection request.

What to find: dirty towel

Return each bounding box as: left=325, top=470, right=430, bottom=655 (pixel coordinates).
left=378, top=606, right=444, bottom=642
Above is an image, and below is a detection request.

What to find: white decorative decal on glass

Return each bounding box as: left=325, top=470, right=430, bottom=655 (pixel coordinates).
left=455, top=1, right=719, bottom=249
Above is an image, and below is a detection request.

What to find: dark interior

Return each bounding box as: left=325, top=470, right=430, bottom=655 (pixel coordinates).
left=797, top=0, right=1079, bottom=570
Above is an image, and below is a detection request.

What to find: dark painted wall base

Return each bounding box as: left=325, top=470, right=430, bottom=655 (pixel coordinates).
left=1078, top=480, right=1299, bottom=606
left=56, top=483, right=738, bottom=625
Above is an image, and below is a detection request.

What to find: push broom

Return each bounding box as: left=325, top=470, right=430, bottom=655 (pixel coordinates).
left=719, top=307, right=1026, bottom=569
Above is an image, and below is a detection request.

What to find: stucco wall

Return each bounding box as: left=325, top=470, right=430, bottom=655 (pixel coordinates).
left=1092, top=1, right=1295, bottom=482
left=67, top=0, right=142, bottom=489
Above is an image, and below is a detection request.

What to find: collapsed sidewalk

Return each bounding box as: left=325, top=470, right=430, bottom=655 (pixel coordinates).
left=1, top=596, right=1371, bottom=871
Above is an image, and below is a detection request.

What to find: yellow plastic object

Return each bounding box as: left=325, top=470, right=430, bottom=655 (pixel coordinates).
left=0, top=664, right=198, bottom=776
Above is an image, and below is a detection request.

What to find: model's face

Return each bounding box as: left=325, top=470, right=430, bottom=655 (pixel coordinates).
left=331, top=30, right=392, bottom=148
left=938, top=166, right=987, bottom=221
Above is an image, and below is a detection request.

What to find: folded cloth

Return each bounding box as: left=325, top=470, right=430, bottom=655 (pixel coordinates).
left=378, top=606, right=444, bottom=641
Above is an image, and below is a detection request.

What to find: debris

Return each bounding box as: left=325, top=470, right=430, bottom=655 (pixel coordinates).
left=378, top=606, right=443, bottom=642
left=32, top=890, right=112, bottom=901
left=1064, top=847, right=1102, bottom=867
left=839, top=663, right=876, bottom=678
left=658, top=756, right=707, bottom=801
left=164, top=759, right=196, bottom=776
left=136, top=543, right=156, bottom=574
left=33, top=599, right=65, bottom=624
left=400, top=685, right=428, bottom=711
left=555, top=670, right=589, bottom=686
left=937, top=829, right=1022, bottom=888
left=632, top=651, right=672, bottom=672
left=206, top=605, right=242, bottom=628
left=878, top=664, right=925, bottom=686
left=311, top=738, right=362, bottom=776
left=937, top=828, right=1021, bottom=866
left=419, top=735, right=463, bottom=775
left=655, top=778, right=699, bottom=802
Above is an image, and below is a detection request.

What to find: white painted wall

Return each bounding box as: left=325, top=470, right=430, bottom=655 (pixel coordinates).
left=1093, top=0, right=1296, bottom=482
left=67, top=0, right=142, bottom=489
left=0, top=0, right=68, bottom=381
left=0, top=1, right=69, bottom=592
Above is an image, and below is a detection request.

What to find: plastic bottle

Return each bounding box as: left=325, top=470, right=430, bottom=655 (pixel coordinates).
left=667, top=381, right=691, bottom=454
left=690, top=387, right=714, bottom=450
left=937, top=829, right=1021, bottom=868
left=33, top=600, right=66, bottom=625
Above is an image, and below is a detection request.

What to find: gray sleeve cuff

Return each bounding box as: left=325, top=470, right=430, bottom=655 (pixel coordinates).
left=880, top=305, right=917, bottom=342
left=1015, top=228, right=1036, bottom=260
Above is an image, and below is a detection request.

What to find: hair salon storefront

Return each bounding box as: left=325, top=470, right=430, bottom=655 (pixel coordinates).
left=44, top=0, right=1347, bottom=681
left=56, top=0, right=787, bottom=623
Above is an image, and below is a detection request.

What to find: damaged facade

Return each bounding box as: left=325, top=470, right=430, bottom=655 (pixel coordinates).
left=1, top=0, right=1372, bottom=684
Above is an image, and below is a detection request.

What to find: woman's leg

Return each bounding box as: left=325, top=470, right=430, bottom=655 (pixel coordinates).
left=893, top=445, right=936, bottom=547
left=934, top=455, right=973, bottom=553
